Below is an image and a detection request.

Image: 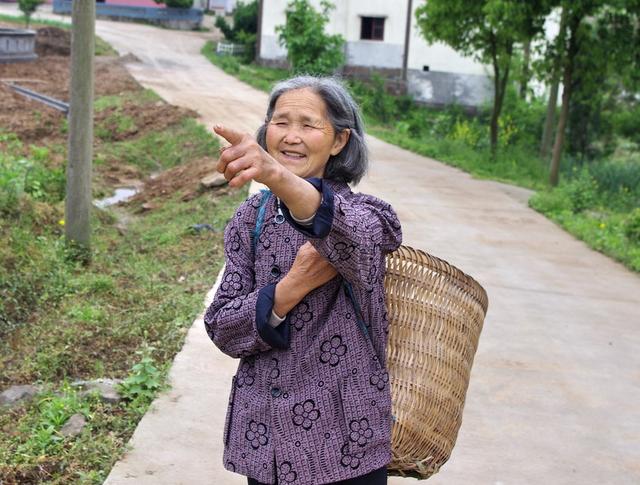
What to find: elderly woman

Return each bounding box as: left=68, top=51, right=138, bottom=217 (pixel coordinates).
left=204, top=76, right=402, bottom=485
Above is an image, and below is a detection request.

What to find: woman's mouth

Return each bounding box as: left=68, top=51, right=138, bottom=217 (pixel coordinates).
left=280, top=150, right=307, bottom=162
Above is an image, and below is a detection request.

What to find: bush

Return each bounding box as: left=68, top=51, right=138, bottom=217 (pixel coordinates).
left=276, top=0, right=345, bottom=75
left=625, top=208, right=640, bottom=244
left=215, top=1, right=258, bottom=63
left=153, top=0, right=193, bottom=8
left=563, top=168, right=600, bottom=213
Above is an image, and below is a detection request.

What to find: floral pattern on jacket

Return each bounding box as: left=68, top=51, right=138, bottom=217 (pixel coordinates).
left=204, top=178, right=402, bottom=484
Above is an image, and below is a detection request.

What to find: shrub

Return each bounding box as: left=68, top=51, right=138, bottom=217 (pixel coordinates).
left=276, top=0, right=345, bottom=75
left=625, top=208, right=640, bottom=244
left=564, top=168, right=600, bottom=213
left=215, top=1, right=258, bottom=62
left=153, top=0, right=193, bottom=8
left=18, top=0, right=43, bottom=28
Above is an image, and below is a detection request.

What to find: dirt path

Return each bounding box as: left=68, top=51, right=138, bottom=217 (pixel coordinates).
left=3, top=5, right=639, bottom=484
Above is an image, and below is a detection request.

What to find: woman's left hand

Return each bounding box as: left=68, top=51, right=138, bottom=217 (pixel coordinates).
left=214, top=124, right=281, bottom=188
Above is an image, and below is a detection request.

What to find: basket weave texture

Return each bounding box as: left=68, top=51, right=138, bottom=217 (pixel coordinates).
left=384, top=246, right=489, bottom=479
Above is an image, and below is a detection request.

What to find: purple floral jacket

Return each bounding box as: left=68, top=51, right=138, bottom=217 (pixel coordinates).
left=204, top=178, right=402, bottom=484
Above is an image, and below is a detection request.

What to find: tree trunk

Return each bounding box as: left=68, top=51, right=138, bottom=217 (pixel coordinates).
left=540, top=77, right=560, bottom=159
left=540, top=6, right=567, bottom=159
left=549, top=13, right=580, bottom=187
left=490, top=41, right=512, bottom=157
left=519, top=39, right=531, bottom=99
left=65, top=0, right=96, bottom=259
left=490, top=60, right=500, bottom=155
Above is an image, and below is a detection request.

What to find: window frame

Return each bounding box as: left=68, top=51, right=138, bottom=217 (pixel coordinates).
left=360, top=16, right=386, bottom=41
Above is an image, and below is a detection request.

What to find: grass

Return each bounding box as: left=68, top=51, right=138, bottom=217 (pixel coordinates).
left=1, top=94, right=246, bottom=482
left=96, top=117, right=219, bottom=172
left=201, top=41, right=289, bottom=93
left=0, top=14, right=117, bottom=56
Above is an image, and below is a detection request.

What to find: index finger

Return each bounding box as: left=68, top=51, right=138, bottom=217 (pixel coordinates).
left=213, top=124, right=245, bottom=146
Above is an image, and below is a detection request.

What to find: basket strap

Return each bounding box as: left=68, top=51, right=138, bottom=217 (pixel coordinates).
left=252, top=189, right=272, bottom=255
left=342, top=280, right=370, bottom=340
left=253, top=194, right=377, bottom=360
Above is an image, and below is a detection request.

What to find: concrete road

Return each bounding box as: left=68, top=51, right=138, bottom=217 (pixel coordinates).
left=4, top=5, right=639, bottom=484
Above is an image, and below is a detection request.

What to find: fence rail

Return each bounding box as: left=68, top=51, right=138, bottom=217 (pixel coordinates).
left=216, top=41, right=245, bottom=56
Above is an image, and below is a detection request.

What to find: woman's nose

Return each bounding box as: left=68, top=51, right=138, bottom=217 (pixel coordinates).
left=283, top=126, right=302, bottom=144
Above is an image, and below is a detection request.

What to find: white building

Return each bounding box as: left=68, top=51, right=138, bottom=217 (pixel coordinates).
left=207, top=0, right=236, bottom=14
left=257, top=0, right=493, bottom=107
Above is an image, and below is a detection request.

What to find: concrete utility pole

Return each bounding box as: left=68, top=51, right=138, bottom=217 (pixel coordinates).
left=65, top=0, right=95, bottom=257
left=402, top=0, right=413, bottom=83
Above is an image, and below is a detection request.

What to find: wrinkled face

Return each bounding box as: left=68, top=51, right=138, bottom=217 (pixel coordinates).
left=265, top=88, right=349, bottom=179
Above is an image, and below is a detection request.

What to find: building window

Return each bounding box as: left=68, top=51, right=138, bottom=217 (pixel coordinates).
left=361, top=17, right=385, bottom=41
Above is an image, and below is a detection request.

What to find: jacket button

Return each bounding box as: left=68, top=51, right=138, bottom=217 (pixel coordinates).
left=270, top=266, right=281, bottom=278
left=270, top=387, right=281, bottom=398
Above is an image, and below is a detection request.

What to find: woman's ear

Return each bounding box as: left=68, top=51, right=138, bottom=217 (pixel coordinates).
left=330, top=128, right=351, bottom=156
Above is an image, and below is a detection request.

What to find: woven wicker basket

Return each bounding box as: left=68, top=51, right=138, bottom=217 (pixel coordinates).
left=384, top=245, right=489, bottom=479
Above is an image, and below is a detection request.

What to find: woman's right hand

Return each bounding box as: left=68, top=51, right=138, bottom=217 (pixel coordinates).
left=273, top=243, right=338, bottom=317
left=214, top=124, right=282, bottom=189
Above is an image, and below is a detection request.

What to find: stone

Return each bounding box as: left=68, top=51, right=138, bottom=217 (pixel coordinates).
left=200, top=172, right=228, bottom=189
left=0, top=384, right=40, bottom=408
left=60, top=413, right=86, bottom=437
left=71, top=378, right=123, bottom=404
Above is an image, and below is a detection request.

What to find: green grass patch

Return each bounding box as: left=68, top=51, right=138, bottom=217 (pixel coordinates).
left=201, top=40, right=289, bottom=93
left=96, top=117, right=219, bottom=173
left=1, top=92, right=247, bottom=480
left=94, top=89, right=160, bottom=113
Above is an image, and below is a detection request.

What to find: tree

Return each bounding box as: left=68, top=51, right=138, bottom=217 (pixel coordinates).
left=539, top=6, right=568, bottom=159
left=18, top=0, right=43, bottom=28
left=153, top=0, right=193, bottom=8
left=548, top=0, right=612, bottom=186
left=415, top=0, right=550, bottom=155
left=276, top=0, right=345, bottom=75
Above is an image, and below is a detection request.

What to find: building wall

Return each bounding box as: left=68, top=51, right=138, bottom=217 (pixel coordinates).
left=259, top=0, right=493, bottom=107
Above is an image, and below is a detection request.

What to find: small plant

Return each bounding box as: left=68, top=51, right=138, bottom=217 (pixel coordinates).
left=624, top=208, right=640, bottom=244
left=118, top=347, right=164, bottom=410
left=18, top=0, right=43, bottom=28
left=276, top=0, right=345, bottom=75
left=15, top=385, right=89, bottom=456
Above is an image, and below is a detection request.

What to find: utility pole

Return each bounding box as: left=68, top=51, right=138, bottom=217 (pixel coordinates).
left=65, top=0, right=95, bottom=260
left=401, top=0, right=413, bottom=83
left=256, top=0, right=264, bottom=63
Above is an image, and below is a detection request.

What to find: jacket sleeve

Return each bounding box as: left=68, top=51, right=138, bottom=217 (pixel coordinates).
left=280, top=178, right=403, bottom=292
left=203, top=196, right=291, bottom=359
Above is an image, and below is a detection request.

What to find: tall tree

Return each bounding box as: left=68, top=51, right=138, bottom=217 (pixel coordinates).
left=548, top=0, right=609, bottom=186
left=415, top=0, right=549, bottom=155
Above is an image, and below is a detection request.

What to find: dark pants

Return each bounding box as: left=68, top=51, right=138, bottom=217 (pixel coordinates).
left=247, top=465, right=387, bottom=485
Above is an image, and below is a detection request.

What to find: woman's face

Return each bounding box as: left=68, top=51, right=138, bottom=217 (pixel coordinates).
left=265, top=88, right=350, bottom=179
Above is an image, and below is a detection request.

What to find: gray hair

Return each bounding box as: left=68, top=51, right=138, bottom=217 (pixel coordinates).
left=256, top=75, right=368, bottom=185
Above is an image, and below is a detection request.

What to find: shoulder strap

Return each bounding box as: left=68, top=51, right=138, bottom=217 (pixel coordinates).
left=252, top=189, right=272, bottom=254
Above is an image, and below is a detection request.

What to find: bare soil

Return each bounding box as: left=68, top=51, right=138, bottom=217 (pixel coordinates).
left=0, top=25, right=210, bottom=203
